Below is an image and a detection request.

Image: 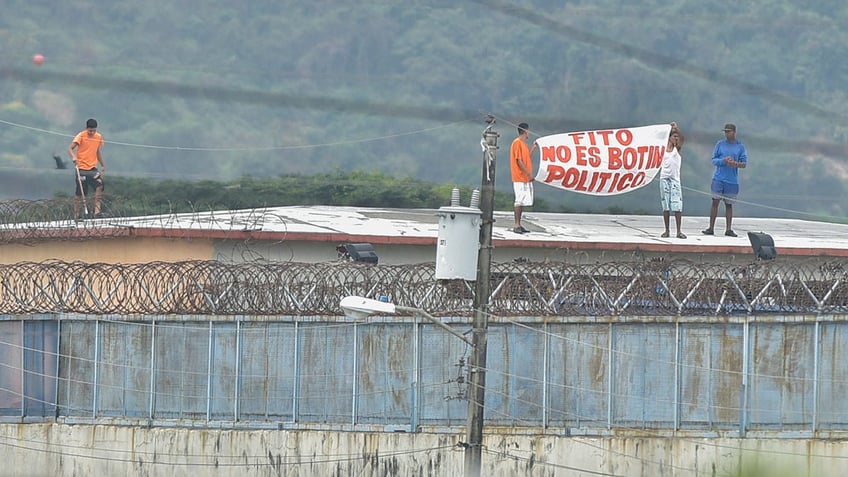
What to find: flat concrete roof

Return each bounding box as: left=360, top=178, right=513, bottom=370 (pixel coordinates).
left=60, top=206, right=847, bottom=258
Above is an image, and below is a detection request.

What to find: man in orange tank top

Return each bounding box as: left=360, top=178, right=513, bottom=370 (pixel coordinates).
left=68, top=118, right=107, bottom=219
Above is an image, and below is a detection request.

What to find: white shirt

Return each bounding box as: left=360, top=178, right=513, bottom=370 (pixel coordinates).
left=660, top=147, right=681, bottom=181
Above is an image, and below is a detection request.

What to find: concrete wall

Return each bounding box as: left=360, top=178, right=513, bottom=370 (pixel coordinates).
left=216, top=239, right=767, bottom=266
left=1, top=423, right=844, bottom=476
left=0, top=236, right=433, bottom=266
left=0, top=237, right=215, bottom=264
left=0, top=235, right=779, bottom=267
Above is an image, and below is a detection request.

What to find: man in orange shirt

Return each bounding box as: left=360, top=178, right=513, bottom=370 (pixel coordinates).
left=510, top=122, right=536, bottom=234
left=68, top=118, right=106, bottom=219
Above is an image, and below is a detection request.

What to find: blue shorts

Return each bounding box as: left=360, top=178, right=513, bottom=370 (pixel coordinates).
left=710, top=179, right=738, bottom=202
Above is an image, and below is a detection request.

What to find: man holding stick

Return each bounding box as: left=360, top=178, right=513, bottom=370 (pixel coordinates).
left=68, top=118, right=106, bottom=220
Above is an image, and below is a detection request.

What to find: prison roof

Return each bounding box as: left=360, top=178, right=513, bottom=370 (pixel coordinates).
left=56, top=205, right=848, bottom=258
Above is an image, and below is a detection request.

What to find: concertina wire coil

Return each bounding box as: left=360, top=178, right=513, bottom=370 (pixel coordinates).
left=2, top=198, right=847, bottom=316
left=0, top=258, right=846, bottom=316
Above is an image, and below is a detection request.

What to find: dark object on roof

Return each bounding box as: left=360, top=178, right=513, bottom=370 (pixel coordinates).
left=337, top=243, right=378, bottom=264
left=748, top=231, right=777, bottom=260
left=53, top=154, right=67, bottom=169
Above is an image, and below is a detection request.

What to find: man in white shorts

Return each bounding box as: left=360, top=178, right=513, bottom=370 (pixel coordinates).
left=659, top=125, right=685, bottom=239
left=510, top=122, right=537, bottom=234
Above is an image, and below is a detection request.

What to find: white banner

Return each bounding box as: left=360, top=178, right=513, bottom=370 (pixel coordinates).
left=535, top=124, right=672, bottom=196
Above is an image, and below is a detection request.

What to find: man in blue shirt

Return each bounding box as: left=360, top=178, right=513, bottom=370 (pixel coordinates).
left=702, top=123, right=747, bottom=237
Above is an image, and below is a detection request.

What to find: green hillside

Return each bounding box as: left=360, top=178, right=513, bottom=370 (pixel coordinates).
left=2, top=1, right=847, bottom=220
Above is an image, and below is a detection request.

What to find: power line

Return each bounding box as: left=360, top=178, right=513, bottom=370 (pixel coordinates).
left=0, top=432, right=459, bottom=468
left=481, top=446, right=627, bottom=476
left=471, top=0, right=848, bottom=125
left=0, top=66, right=482, bottom=123
left=0, top=116, right=477, bottom=152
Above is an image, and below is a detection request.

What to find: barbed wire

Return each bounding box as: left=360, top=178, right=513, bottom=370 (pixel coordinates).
left=0, top=197, right=285, bottom=243
left=0, top=257, right=845, bottom=316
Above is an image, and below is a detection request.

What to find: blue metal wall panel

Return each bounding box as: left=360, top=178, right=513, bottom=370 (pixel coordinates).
left=22, top=320, right=58, bottom=417
left=97, top=321, right=151, bottom=418
left=209, top=323, right=238, bottom=420
left=612, top=324, right=676, bottom=427
left=678, top=324, right=741, bottom=429
left=813, top=323, right=848, bottom=429
left=748, top=323, right=815, bottom=429
left=153, top=322, right=209, bottom=419
left=297, top=323, right=355, bottom=422
left=58, top=321, right=96, bottom=416
left=238, top=322, right=297, bottom=420
left=356, top=323, right=413, bottom=425
left=7, top=315, right=848, bottom=437
left=417, top=325, right=468, bottom=426
left=546, top=323, right=609, bottom=428
left=0, top=321, right=22, bottom=416
left=484, top=323, right=546, bottom=426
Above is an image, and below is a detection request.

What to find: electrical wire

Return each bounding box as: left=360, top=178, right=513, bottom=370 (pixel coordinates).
left=481, top=446, right=627, bottom=477
left=4, top=314, right=846, bottom=434
left=0, top=432, right=459, bottom=468
left=2, top=111, right=846, bottom=223
left=471, top=0, right=848, bottom=124
left=488, top=112, right=848, bottom=223
left=3, top=316, right=847, bottom=472
left=682, top=184, right=848, bottom=222
left=0, top=116, right=478, bottom=152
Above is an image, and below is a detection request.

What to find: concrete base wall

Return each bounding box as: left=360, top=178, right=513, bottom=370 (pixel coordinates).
left=2, top=423, right=845, bottom=477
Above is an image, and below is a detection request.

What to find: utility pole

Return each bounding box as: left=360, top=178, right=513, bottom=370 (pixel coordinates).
left=464, top=116, right=498, bottom=477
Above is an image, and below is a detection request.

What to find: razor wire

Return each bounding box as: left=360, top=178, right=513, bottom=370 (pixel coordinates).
left=0, top=258, right=846, bottom=316
left=0, top=198, right=279, bottom=242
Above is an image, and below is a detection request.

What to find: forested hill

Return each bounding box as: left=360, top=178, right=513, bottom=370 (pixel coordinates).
left=2, top=1, right=848, bottom=220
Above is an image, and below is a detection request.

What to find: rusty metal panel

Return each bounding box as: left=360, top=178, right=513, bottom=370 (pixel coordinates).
left=818, top=323, right=848, bottom=429
left=679, top=324, right=744, bottom=429
left=355, top=323, right=413, bottom=425
left=547, top=323, right=609, bottom=428
left=153, top=322, right=209, bottom=419
left=297, top=323, right=355, bottom=422
left=0, top=321, right=22, bottom=415
left=417, top=325, right=468, bottom=426
left=748, top=323, right=815, bottom=429
left=485, top=323, right=546, bottom=426
left=238, top=322, right=296, bottom=420
left=6, top=314, right=848, bottom=438
left=58, top=321, right=96, bottom=416
left=612, top=324, right=677, bottom=427
left=22, top=320, right=58, bottom=416
left=209, top=323, right=238, bottom=419
left=96, top=321, right=151, bottom=418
